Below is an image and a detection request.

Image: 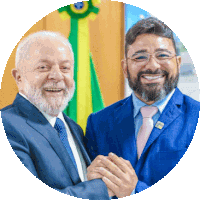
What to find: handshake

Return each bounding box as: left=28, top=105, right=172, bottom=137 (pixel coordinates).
left=87, top=153, right=138, bottom=198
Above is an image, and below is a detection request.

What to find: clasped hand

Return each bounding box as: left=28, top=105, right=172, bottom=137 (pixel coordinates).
left=87, top=153, right=138, bottom=198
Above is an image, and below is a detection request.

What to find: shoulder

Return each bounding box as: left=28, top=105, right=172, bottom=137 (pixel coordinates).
left=1, top=104, right=13, bottom=112
left=1, top=103, right=30, bottom=148
left=1, top=103, right=18, bottom=115
left=184, top=95, right=200, bottom=107
left=88, top=96, right=131, bottom=121
left=172, top=88, right=200, bottom=111
left=182, top=93, right=200, bottom=111
left=1, top=103, right=21, bottom=124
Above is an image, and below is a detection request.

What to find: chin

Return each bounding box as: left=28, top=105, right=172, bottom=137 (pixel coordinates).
left=41, top=96, right=69, bottom=116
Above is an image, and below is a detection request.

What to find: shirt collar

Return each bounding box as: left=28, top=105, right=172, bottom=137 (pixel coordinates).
left=41, top=111, right=64, bottom=127
left=19, top=92, right=64, bottom=127
left=132, top=88, right=176, bottom=118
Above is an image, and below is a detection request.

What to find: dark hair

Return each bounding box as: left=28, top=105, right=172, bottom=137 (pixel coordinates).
left=125, top=17, right=178, bottom=57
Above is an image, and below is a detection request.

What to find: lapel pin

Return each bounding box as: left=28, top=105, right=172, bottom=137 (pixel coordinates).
left=155, top=121, right=164, bottom=130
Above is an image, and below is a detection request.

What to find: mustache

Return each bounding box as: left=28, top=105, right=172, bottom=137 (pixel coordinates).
left=137, top=69, right=169, bottom=78
left=42, top=82, right=67, bottom=90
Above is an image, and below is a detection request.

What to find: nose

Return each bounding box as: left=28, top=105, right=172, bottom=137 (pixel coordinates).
left=48, top=64, right=64, bottom=82
left=144, top=55, right=161, bottom=71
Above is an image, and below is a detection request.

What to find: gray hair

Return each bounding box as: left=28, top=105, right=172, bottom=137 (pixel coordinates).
left=15, top=31, right=74, bottom=68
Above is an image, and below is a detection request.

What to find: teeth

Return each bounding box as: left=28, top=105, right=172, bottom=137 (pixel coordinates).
left=45, top=88, right=62, bottom=92
left=143, top=75, right=163, bottom=80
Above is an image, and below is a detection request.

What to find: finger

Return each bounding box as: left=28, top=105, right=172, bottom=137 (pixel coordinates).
left=87, top=166, right=110, bottom=174
left=102, top=176, right=118, bottom=195
left=87, top=172, right=103, bottom=181
left=87, top=166, right=112, bottom=180
left=100, top=156, right=125, bottom=179
left=108, top=153, right=130, bottom=173
left=108, top=188, right=115, bottom=197
left=98, top=167, right=121, bottom=186
left=87, top=162, right=105, bottom=172
left=120, top=157, right=134, bottom=171
left=87, top=155, right=108, bottom=172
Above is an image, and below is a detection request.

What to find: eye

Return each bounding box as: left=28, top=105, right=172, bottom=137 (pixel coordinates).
left=156, top=52, right=171, bottom=59
left=38, top=64, right=50, bottom=72
left=60, top=63, right=72, bottom=72
left=133, top=54, right=148, bottom=62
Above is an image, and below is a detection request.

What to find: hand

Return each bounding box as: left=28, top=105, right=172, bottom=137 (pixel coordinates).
left=87, top=155, right=106, bottom=180
left=87, top=155, right=115, bottom=197
left=97, top=153, right=138, bottom=198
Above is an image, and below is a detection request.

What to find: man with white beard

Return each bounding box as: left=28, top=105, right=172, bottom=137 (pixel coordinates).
left=1, top=31, right=110, bottom=200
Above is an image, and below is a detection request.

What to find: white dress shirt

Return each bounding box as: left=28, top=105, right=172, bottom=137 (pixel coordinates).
left=19, top=92, right=87, bottom=182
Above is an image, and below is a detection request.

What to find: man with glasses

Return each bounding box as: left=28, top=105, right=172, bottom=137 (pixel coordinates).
left=85, top=17, right=200, bottom=198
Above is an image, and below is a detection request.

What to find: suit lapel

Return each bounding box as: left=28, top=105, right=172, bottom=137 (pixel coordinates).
left=14, top=94, right=81, bottom=184
left=63, top=115, right=91, bottom=167
left=140, top=88, right=184, bottom=159
left=113, top=96, right=138, bottom=167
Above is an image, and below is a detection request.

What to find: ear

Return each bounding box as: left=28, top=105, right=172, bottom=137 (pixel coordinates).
left=12, top=68, right=22, bottom=85
left=176, top=56, right=182, bottom=72
left=121, top=59, right=128, bottom=78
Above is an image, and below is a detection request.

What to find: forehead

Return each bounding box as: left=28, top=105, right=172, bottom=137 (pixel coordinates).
left=28, top=38, right=73, bottom=62
left=127, top=34, right=175, bottom=56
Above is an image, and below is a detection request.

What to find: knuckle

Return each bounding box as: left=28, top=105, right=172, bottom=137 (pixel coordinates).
left=126, top=160, right=131, bottom=165
left=87, top=166, right=90, bottom=171
left=97, top=155, right=104, bottom=160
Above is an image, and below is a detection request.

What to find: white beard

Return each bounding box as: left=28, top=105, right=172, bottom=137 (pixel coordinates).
left=23, top=79, right=75, bottom=116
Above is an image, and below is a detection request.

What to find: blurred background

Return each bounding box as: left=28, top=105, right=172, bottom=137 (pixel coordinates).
left=0, top=0, right=199, bottom=110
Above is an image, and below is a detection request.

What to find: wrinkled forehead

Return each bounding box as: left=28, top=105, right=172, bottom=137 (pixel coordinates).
left=27, top=38, right=73, bottom=59
left=26, top=39, right=74, bottom=62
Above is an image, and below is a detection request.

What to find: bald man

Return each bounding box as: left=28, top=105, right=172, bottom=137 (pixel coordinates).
left=1, top=31, right=110, bottom=200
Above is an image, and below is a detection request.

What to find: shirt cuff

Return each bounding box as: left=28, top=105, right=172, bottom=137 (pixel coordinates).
left=131, top=189, right=136, bottom=195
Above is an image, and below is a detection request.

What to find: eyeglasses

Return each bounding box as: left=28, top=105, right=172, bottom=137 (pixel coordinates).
left=127, top=51, right=177, bottom=66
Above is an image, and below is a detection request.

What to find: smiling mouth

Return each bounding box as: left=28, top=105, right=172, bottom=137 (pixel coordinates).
left=141, top=74, right=165, bottom=80
left=44, top=88, right=63, bottom=92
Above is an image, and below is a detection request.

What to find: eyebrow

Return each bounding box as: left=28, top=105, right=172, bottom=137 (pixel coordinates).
left=38, top=59, right=51, bottom=63
left=155, top=48, right=173, bottom=54
left=130, top=49, right=147, bottom=57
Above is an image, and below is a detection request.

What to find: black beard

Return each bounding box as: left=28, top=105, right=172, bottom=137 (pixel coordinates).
left=127, top=69, right=179, bottom=102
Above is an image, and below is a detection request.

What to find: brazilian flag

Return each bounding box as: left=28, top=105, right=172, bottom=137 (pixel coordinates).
left=58, top=0, right=104, bottom=132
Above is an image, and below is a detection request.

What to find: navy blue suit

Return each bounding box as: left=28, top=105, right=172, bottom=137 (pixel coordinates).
left=1, top=94, right=109, bottom=200
left=85, top=88, right=200, bottom=193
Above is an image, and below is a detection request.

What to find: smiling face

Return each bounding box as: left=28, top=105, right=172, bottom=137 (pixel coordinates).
left=13, top=37, right=75, bottom=116
left=122, top=34, right=181, bottom=105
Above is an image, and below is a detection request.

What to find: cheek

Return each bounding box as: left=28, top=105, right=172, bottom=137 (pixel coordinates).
left=127, top=65, right=140, bottom=78
left=27, top=74, right=47, bottom=88
left=165, top=60, right=179, bottom=74
left=63, top=74, right=74, bottom=88
left=166, top=66, right=178, bottom=76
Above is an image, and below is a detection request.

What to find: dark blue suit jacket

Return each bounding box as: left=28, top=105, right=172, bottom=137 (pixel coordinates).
left=85, top=88, right=200, bottom=193
left=1, top=94, right=109, bottom=200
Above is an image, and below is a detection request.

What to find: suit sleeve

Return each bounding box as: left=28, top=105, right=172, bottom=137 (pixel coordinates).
left=56, top=179, right=110, bottom=200
left=4, top=120, right=39, bottom=178
left=135, top=180, right=150, bottom=193
left=3, top=115, right=110, bottom=200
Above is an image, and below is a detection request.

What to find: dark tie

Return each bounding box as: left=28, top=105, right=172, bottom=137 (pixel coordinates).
left=54, top=118, right=78, bottom=171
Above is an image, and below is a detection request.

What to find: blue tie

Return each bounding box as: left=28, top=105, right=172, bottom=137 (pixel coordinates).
left=54, top=118, right=78, bottom=171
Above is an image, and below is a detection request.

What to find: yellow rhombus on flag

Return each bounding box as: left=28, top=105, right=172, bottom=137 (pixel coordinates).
left=58, top=0, right=104, bottom=133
